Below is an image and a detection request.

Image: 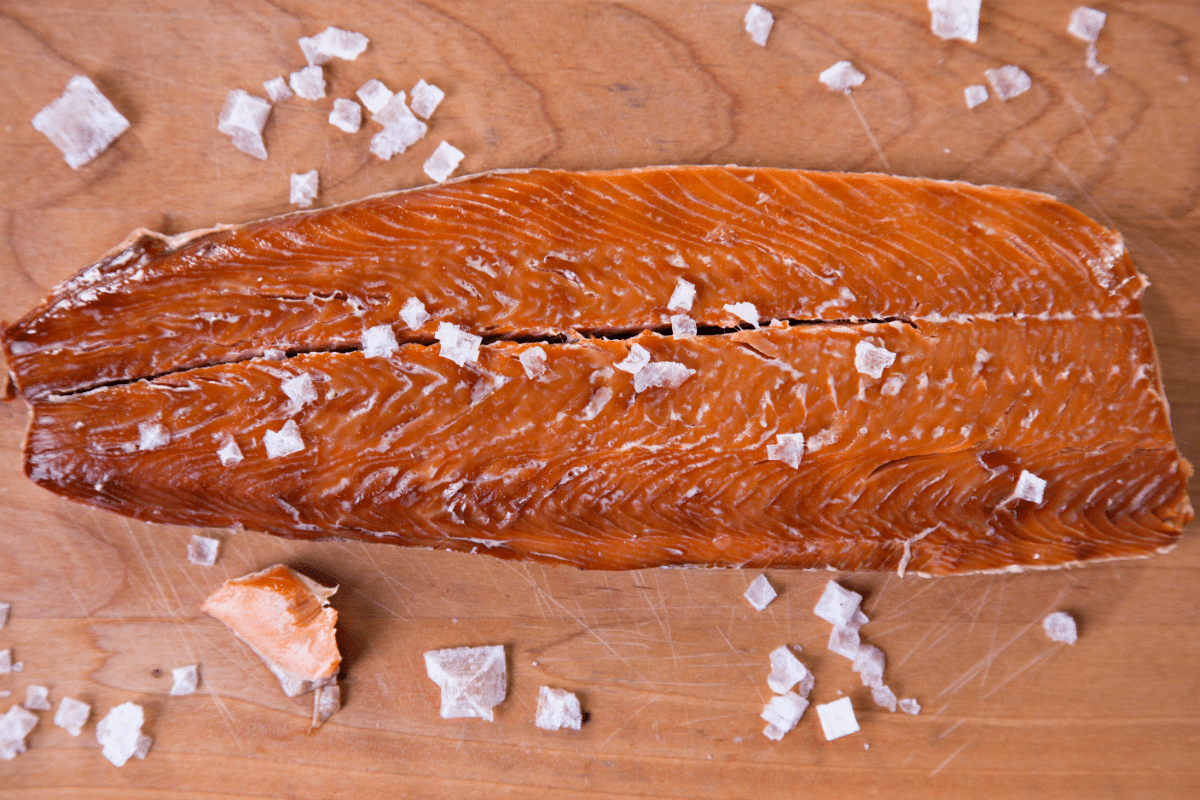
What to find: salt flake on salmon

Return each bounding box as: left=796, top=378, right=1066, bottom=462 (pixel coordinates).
left=263, top=420, right=304, bottom=458
left=767, top=433, right=805, bottom=469
left=435, top=323, right=481, bottom=366
left=855, top=341, right=896, bottom=378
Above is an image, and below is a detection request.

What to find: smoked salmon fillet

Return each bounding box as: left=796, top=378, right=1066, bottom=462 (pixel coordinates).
left=2, top=166, right=1191, bottom=575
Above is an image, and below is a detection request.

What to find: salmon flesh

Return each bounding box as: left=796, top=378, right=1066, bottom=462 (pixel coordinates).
left=3, top=166, right=1192, bottom=574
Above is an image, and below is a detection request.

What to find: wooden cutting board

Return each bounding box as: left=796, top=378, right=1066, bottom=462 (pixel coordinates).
left=1, top=1, right=1197, bottom=797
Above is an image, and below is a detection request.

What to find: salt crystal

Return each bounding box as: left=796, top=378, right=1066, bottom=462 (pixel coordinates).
left=761, top=692, right=807, bottom=740
left=854, top=341, right=896, bottom=379
left=964, top=84, right=989, bottom=109
left=744, top=574, right=777, bottom=611
left=668, top=278, right=696, bottom=312
left=372, top=92, right=411, bottom=126
left=0, top=602, right=9, bottom=629
left=363, top=324, right=398, bottom=358
left=581, top=387, right=613, bottom=421
left=634, top=361, right=695, bottom=392
left=54, top=697, right=90, bottom=736
left=10, top=663, right=21, bottom=673
left=1013, top=469, right=1046, bottom=504
left=24, top=685, right=50, bottom=711
left=289, top=65, right=326, bottom=101
left=138, top=422, right=169, bottom=451
left=796, top=669, right=815, bottom=699
left=816, top=697, right=860, bottom=740
left=311, top=684, right=340, bottom=729
left=616, top=344, right=652, bottom=374
left=264, top=419, right=305, bottom=458
left=187, top=535, right=219, bottom=566
left=670, top=314, right=697, bottom=338
left=535, top=686, right=582, bottom=731
left=96, top=702, right=152, bottom=767
left=519, top=347, right=548, bottom=379
left=828, top=625, right=862, bottom=659
left=329, top=99, right=361, bottom=134
left=846, top=607, right=869, bottom=633
left=435, top=322, right=482, bottom=366
left=1067, top=7, right=1106, bottom=42
left=217, top=436, right=243, bottom=467
left=424, top=645, right=507, bottom=721
left=299, top=27, right=369, bottom=66
left=898, top=698, right=921, bottom=715
left=290, top=170, right=319, bottom=208
left=0, top=649, right=10, bottom=674
left=217, top=89, right=271, bottom=160
left=723, top=301, right=760, bottom=327
left=872, top=684, right=898, bottom=712
left=814, top=581, right=863, bottom=627
left=985, top=65, right=1032, bottom=101
left=282, top=373, right=317, bottom=410
left=852, top=644, right=885, bottom=689
left=171, top=664, right=199, bottom=695
left=264, top=349, right=286, bottom=361
left=744, top=4, right=774, bottom=47
left=400, top=297, right=430, bottom=330
left=263, top=77, right=292, bottom=102
left=32, top=75, right=130, bottom=169
left=410, top=79, right=445, bottom=119
left=928, top=0, right=981, bottom=42
left=820, top=61, right=866, bottom=93
left=0, top=704, right=38, bottom=761
left=357, top=79, right=394, bottom=115
left=767, top=645, right=808, bottom=695
left=766, top=433, right=805, bottom=469
left=370, top=114, right=427, bottom=160
left=424, top=141, right=465, bottom=183
left=1042, top=611, right=1078, bottom=644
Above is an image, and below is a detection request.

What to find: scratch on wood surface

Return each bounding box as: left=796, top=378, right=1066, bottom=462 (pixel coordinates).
left=938, top=718, right=966, bottom=739
left=846, top=93, right=891, bottom=170
left=981, top=645, right=1060, bottom=700
left=599, top=695, right=660, bottom=748
left=929, top=740, right=972, bottom=777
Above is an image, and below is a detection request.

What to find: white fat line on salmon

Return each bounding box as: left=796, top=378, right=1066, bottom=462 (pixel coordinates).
left=897, top=526, right=938, bottom=578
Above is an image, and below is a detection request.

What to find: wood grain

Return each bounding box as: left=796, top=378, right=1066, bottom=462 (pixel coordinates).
left=0, top=1, right=1196, bottom=797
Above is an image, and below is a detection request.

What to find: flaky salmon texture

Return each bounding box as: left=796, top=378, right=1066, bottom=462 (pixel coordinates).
left=3, top=166, right=1193, bottom=575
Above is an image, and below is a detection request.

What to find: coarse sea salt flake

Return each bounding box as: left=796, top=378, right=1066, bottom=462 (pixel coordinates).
left=371, top=114, right=427, bottom=160
left=24, top=685, right=50, bottom=711
left=264, top=420, right=305, bottom=458
left=0, top=649, right=10, bottom=674
left=744, top=4, right=774, bottom=47
left=852, top=644, right=885, bottom=689
left=745, top=574, right=777, bottom=611
left=96, top=702, right=152, bottom=767
left=217, top=89, right=271, bottom=160
left=668, top=277, right=696, bottom=312
left=410, top=79, right=445, bottom=119
left=817, top=697, right=859, bottom=741
left=289, top=65, right=326, bottom=100
left=1068, top=7, right=1106, bottom=42
left=1013, top=469, right=1046, bottom=504
left=634, top=362, right=694, bottom=392
left=187, top=535, right=219, bottom=566
left=767, top=645, right=808, bottom=695
left=616, top=344, right=652, bottom=374
left=761, top=692, right=807, bottom=739
left=0, top=601, right=8, bottom=629
left=54, top=697, right=90, bottom=736
left=872, top=684, right=898, bottom=712
left=436, top=322, right=481, bottom=366
left=854, top=341, right=896, bottom=379
left=814, top=580, right=863, bottom=627
left=520, top=347, right=548, bottom=379
left=363, top=324, right=398, bottom=358
left=766, top=433, right=804, bottom=469
left=424, top=645, right=507, bottom=721
left=1042, top=611, right=1078, bottom=644
left=829, top=625, right=861, bottom=659
left=263, top=77, right=292, bottom=102
left=300, top=27, right=369, bottom=65
left=928, top=0, right=981, bottom=42
left=536, top=686, right=582, bottom=731
left=0, top=704, right=38, bottom=761
left=217, top=436, right=243, bottom=467
left=581, top=387, right=612, bottom=421
left=138, top=422, right=169, bottom=451
left=32, top=75, right=130, bottom=169
left=171, top=664, right=199, bottom=695
left=671, top=314, right=697, bottom=338
left=329, top=99, right=361, bottom=133
left=724, top=301, right=760, bottom=327
left=400, top=297, right=430, bottom=330
left=282, top=373, right=318, bottom=409
left=290, top=170, right=319, bottom=208
left=964, top=84, right=989, bottom=109
left=819, top=61, right=866, bottom=92
left=357, top=80, right=394, bottom=114
left=985, top=65, right=1032, bottom=101
left=898, top=698, right=921, bottom=715
left=424, top=141, right=465, bottom=183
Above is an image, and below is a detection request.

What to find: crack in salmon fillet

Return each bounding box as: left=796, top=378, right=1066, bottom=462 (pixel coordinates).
left=3, top=166, right=1191, bottom=573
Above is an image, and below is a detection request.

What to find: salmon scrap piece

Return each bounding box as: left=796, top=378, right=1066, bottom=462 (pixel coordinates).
left=3, top=167, right=1192, bottom=574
